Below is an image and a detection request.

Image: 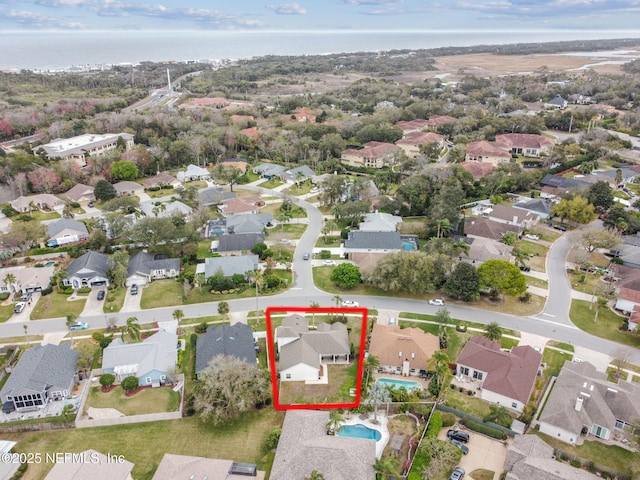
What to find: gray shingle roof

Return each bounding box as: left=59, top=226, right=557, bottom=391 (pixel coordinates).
left=67, top=251, right=109, bottom=278
left=344, top=231, right=405, bottom=250
left=102, top=330, right=177, bottom=379
left=278, top=322, right=349, bottom=372
left=217, top=233, right=264, bottom=252
left=253, top=163, right=286, bottom=177
left=540, top=174, right=589, bottom=191
left=0, top=344, right=78, bottom=401
left=201, top=255, right=258, bottom=278
left=271, top=410, right=376, bottom=480
left=282, top=165, right=315, bottom=183
left=195, top=323, right=256, bottom=374
left=127, top=251, right=181, bottom=277
left=226, top=213, right=273, bottom=234
left=47, top=218, right=89, bottom=238
left=199, top=187, right=235, bottom=206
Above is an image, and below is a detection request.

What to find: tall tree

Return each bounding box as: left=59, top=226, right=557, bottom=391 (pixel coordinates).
left=588, top=180, right=614, bottom=211
left=477, top=259, right=527, bottom=298
left=443, top=262, right=479, bottom=302
left=123, top=317, right=141, bottom=343
left=365, top=381, right=391, bottom=423
left=484, top=322, right=503, bottom=342
left=94, top=179, right=117, bottom=201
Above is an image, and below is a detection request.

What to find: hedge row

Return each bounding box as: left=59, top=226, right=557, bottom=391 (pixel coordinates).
left=462, top=418, right=508, bottom=440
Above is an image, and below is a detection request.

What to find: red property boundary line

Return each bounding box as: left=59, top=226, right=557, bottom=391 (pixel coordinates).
left=265, top=306, right=368, bottom=411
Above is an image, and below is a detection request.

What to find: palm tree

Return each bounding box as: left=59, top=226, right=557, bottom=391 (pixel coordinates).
left=3, top=273, right=16, bottom=295
left=66, top=313, right=78, bottom=345
left=373, top=456, right=400, bottom=480
left=23, top=324, right=29, bottom=346
left=435, top=218, right=452, bottom=238
left=484, top=321, right=503, bottom=341
left=246, top=269, right=264, bottom=325
left=365, top=381, right=391, bottom=423
left=123, top=317, right=141, bottom=343
left=428, top=350, right=452, bottom=399
left=512, top=247, right=528, bottom=268
left=172, top=309, right=184, bottom=323
left=363, top=354, right=380, bottom=389
left=305, top=471, right=326, bottom=480
left=326, top=409, right=343, bottom=435
left=218, top=301, right=230, bottom=322
left=309, top=301, right=320, bottom=326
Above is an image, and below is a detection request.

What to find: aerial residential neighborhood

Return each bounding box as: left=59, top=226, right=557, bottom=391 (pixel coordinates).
left=0, top=36, right=640, bottom=480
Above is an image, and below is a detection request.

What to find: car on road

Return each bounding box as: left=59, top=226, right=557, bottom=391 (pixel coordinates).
left=447, top=429, right=470, bottom=443
left=303, top=253, right=310, bottom=260
left=13, top=302, right=26, bottom=314
left=428, top=299, right=445, bottom=306
left=130, top=284, right=138, bottom=295
left=553, top=225, right=567, bottom=232
left=449, top=439, right=469, bottom=455
left=69, top=322, right=89, bottom=330
left=342, top=300, right=359, bottom=307
left=524, top=234, right=539, bottom=240
left=449, top=467, right=465, bottom=480
left=97, top=290, right=105, bottom=301
left=323, top=260, right=336, bottom=266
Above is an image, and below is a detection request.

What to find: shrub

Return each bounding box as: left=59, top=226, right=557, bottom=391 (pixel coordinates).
left=462, top=419, right=507, bottom=440
left=99, top=373, right=115, bottom=389
left=455, top=324, right=467, bottom=332
left=0, top=292, right=9, bottom=301
left=121, top=376, right=139, bottom=392
left=40, top=286, right=53, bottom=296
left=77, top=287, right=92, bottom=294
left=265, top=427, right=282, bottom=450
left=319, top=250, right=331, bottom=259
left=519, top=292, right=532, bottom=303
left=64, top=287, right=74, bottom=295
left=441, top=412, right=457, bottom=427
left=70, top=202, right=81, bottom=208
left=426, top=411, right=442, bottom=438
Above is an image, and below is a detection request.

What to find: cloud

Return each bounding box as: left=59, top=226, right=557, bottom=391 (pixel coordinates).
left=342, top=0, right=402, bottom=4
left=265, top=3, right=307, bottom=15
left=446, top=0, right=640, bottom=18
left=4, top=9, right=86, bottom=28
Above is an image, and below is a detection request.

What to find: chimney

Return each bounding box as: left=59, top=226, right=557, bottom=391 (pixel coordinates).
left=575, top=396, right=583, bottom=412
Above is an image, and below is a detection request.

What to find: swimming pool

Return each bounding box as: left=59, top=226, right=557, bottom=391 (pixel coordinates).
left=376, top=377, right=422, bottom=391
left=337, top=423, right=381, bottom=441
left=44, top=261, right=56, bottom=267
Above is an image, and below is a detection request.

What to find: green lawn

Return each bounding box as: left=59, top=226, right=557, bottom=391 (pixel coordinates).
left=0, top=304, right=16, bottom=323
left=542, top=348, right=572, bottom=377
left=197, top=240, right=216, bottom=259
left=145, top=187, right=177, bottom=199
left=547, top=340, right=574, bottom=352
left=103, top=287, right=127, bottom=314
left=279, top=223, right=307, bottom=237
left=28, top=211, right=61, bottom=221
left=516, top=239, right=548, bottom=272
left=140, top=280, right=184, bottom=309
left=282, top=181, right=313, bottom=196
left=257, top=178, right=284, bottom=189
left=84, top=385, right=180, bottom=416
left=8, top=408, right=285, bottom=480
left=444, top=387, right=502, bottom=420
left=570, top=300, right=640, bottom=349
left=278, top=363, right=357, bottom=405
left=315, top=237, right=342, bottom=248
left=533, top=432, right=636, bottom=476
left=31, top=293, right=86, bottom=320
left=313, top=267, right=398, bottom=298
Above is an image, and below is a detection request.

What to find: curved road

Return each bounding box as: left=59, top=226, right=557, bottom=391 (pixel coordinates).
left=2, top=187, right=639, bottom=364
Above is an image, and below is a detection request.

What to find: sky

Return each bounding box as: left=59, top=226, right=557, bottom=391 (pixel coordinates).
left=1, top=0, right=640, bottom=32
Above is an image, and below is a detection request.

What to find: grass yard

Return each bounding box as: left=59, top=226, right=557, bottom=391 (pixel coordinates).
left=525, top=276, right=548, bottom=289
left=516, top=239, right=548, bottom=272
left=542, top=348, right=572, bottom=377
left=381, top=414, right=419, bottom=459
left=0, top=304, right=15, bottom=323
left=533, top=432, right=636, bottom=476
left=500, top=336, right=520, bottom=350
left=8, top=408, right=285, bottom=480
left=469, top=470, right=495, bottom=480
left=140, top=280, right=183, bottom=309
left=103, top=287, right=126, bottom=314
left=315, top=236, right=343, bottom=248
left=31, top=293, right=86, bottom=320
left=444, top=387, right=499, bottom=420
left=278, top=363, right=358, bottom=405
left=145, top=187, right=177, bottom=199
left=182, top=180, right=208, bottom=189
left=570, top=300, right=640, bottom=349
left=547, top=340, right=574, bottom=352
left=568, top=271, right=604, bottom=295
left=313, top=267, right=397, bottom=298
left=282, top=182, right=313, bottom=196
left=28, top=211, right=61, bottom=221
left=257, top=178, right=284, bottom=189
left=196, top=240, right=217, bottom=259
left=84, top=385, right=180, bottom=416
left=279, top=223, right=307, bottom=237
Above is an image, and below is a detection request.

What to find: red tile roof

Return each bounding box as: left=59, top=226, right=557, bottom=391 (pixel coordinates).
left=396, top=131, right=443, bottom=146
left=495, top=133, right=554, bottom=150
left=466, top=141, right=511, bottom=158
left=461, top=162, right=495, bottom=179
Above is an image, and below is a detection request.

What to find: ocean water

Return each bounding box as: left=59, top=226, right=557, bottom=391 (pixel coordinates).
left=1, top=29, right=639, bottom=72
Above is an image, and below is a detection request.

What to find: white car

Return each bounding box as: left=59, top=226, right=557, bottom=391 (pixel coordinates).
left=323, top=260, right=337, bottom=266
left=525, top=234, right=539, bottom=241
left=428, top=299, right=445, bottom=306
left=342, top=300, right=359, bottom=307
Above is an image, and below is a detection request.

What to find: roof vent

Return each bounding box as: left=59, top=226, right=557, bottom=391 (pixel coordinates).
left=575, top=396, right=583, bottom=412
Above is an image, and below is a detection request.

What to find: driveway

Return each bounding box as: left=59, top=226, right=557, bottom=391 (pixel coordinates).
left=120, top=286, right=143, bottom=313
left=438, top=429, right=507, bottom=479
left=80, top=288, right=107, bottom=316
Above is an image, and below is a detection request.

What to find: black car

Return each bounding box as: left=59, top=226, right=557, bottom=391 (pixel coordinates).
left=519, top=265, right=531, bottom=272
left=449, top=439, right=469, bottom=455
left=447, top=429, right=470, bottom=443
left=130, top=284, right=138, bottom=295
left=97, top=290, right=105, bottom=301
left=553, top=225, right=567, bottom=232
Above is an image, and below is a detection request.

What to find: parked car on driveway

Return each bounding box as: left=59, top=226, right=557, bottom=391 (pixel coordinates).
left=428, top=299, right=445, bottom=306
left=13, top=302, right=26, bottom=314
left=97, top=290, right=105, bottom=301
left=524, top=234, right=539, bottom=240
left=449, top=439, right=469, bottom=455
left=342, top=300, right=359, bottom=307
left=447, top=429, right=470, bottom=443
left=130, top=284, right=138, bottom=295
left=69, top=322, right=89, bottom=330
left=449, top=467, right=465, bottom=480
left=323, top=260, right=336, bottom=266
left=553, top=225, right=567, bottom=232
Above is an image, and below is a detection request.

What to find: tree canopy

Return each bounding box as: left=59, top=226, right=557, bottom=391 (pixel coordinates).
left=477, top=259, right=527, bottom=297
left=94, top=179, right=117, bottom=201
left=443, top=262, right=479, bottom=301
left=330, top=263, right=361, bottom=289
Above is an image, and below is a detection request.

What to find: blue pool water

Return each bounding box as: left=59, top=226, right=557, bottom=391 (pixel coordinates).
left=44, top=261, right=55, bottom=267
left=337, top=424, right=381, bottom=441
left=377, top=377, right=422, bottom=391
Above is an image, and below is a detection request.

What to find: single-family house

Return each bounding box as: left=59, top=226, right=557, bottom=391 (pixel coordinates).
left=46, top=218, right=89, bottom=247
left=0, top=265, right=55, bottom=295
left=544, top=95, right=568, bottom=109
left=126, top=252, right=180, bottom=287
left=494, top=133, right=555, bottom=157
left=206, top=213, right=272, bottom=237
left=614, top=287, right=640, bottom=316
left=395, top=131, right=444, bottom=158
left=239, top=127, right=261, bottom=141
left=198, top=187, right=235, bottom=207
left=64, top=251, right=110, bottom=288
left=455, top=336, right=541, bottom=413
left=215, top=233, right=265, bottom=254
left=102, top=329, right=177, bottom=386
left=139, top=200, right=192, bottom=219
left=344, top=231, right=418, bottom=254
left=461, top=161, right=495, bottom=179
left=10, top=194, right=65, bottom=214
left=44, top=449, right=135, bottom=480
left=369, top=324, right=439, bottom=377
left=424, top=115, right=456, bottom=131
left=465, top=217, right=523, bottom=242
left=486, top=204, right=540, bottom=229
left=358, top=212, right=402, bottom=232
left=62, top=183, right=95, bottom=205
left=465, top=141, right=511, bottom=166
left=276, top=317, right=350, bottom=383
left=36, top=133, right=134, bottom=167
left=195, top=323, right=257, bottom=378
left=152, top=453, right=262, bottom=480
left=513, top=198, right=554, bottom=220
left=113, top=181, right=144, bottom=197
left=253, top=163, right=286, bottom=179
left=540, top=174, right=590, bottom=198
left=196, top=255, right=258, bottom=281
left=229, top=114, right=255, bottom=125
left=461, top=237, right=513, bottom=265
left=270, top=410, right=376, bottom=480
left=609, top=236, right=640, bottom=269
left=142, top=173, right=180, bottom=189
left=0, top=344, right=78, bottom=413
left=218, top=195, right=264, bottom=216
left=178, top=164, right=210, bottom=182
left=292, top=107, right=316, bottom=123
left=341, top=141, right=400, bottom=169
left=504, top=435, right=602, bottom=480
left=600, top=165, right=639, bottom=186
left=282, top=165, right=315, bottom=184
left=539, top=361, right=640, bottom=445
left=396, top=119, right=431, bottom=135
